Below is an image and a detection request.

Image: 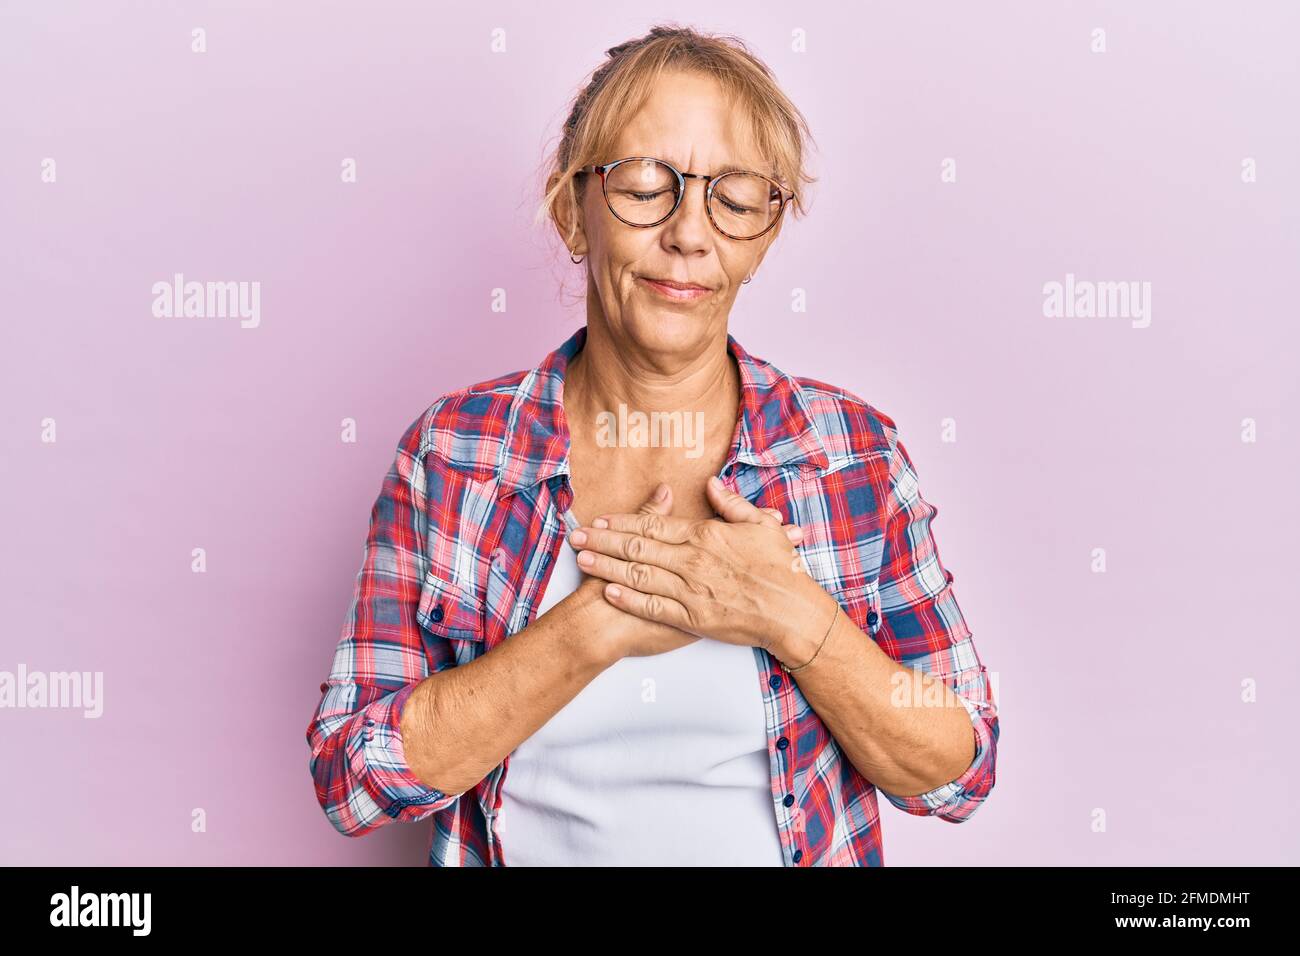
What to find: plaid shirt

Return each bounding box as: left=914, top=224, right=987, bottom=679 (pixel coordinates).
left=307, top=325, right=999, bottom=866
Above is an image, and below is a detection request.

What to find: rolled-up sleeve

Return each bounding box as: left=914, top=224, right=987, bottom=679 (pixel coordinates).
left=869, top=427, right=1000, bottom=823
left=306, top=413, right=460, bottom=837
left=879, top=685, right=998, bottom=821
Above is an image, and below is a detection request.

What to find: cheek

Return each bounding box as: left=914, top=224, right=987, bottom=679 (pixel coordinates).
left=730, top=254, right=759, bottom=283
left=602, top=241, right=656, bottom=289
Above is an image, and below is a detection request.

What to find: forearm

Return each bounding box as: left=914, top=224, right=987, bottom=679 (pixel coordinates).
left=780, top=591, right=976, bottom=797
left=399, top=586, right=613, bottom=796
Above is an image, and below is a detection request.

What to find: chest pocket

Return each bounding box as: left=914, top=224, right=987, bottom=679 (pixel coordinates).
left=416, top=569, right=486, bottom=645
left=833, top=579, right=884, bottom=640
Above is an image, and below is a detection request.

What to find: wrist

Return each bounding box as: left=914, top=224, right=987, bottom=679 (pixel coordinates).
left=558, top=576, right=623, bottom=670
left=773, top=586, right=839, bottom=670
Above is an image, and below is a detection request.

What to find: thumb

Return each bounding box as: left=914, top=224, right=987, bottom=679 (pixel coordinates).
left=706, top=476, right=804, bottom=543
left=706, top=475, right=778, bottom=526
left=637, top=481, right=674, bottom=516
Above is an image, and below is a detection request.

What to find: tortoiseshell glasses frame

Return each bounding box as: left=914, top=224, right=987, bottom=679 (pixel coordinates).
left=574, top=156, right=796, bottom=241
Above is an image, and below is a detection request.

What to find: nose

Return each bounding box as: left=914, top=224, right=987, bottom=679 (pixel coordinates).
left=660, top=177, right=712, bottom=255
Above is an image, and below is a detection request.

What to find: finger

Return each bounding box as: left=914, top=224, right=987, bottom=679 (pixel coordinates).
left=701, top=477, right=803, bottom=541
left=589, top=509, right=696, bottom=543
left=575, top=546, right=687, bottom=600
left=575, top=479, right=675, bottom=585
left=592, top=506, right=802, bottom=545
left=761, top=505, right=805, bottom=542
left=602, top=582, right=694, bottom=632
left=705, top=475, right=780, bottom=526
left=568, top=525, right=688, bottom=572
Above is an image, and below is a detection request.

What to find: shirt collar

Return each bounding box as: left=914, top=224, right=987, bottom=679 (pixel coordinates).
left=494, top=324, right=831, bottom=499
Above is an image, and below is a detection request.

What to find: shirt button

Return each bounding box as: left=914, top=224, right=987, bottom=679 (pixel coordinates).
left=783, top=794, right=795, bottom=807
left=792, top=849, right=803, bottom=864
left=866, top=610, right=879, bottom=627
left=777, top=736, right=789, bottom=751
left=365, top=719, right=375, bottom=727
left=431, top=604, right=445, bottom=623
left=768, top=674, right=783, bottom=690
left=319, top=682, right=329, bottom=693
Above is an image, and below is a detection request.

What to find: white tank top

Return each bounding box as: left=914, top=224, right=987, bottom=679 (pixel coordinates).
left=496, top=530, right=785, bottom=866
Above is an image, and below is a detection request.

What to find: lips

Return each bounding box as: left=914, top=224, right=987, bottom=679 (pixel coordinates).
left=634, top=274, right=717, bottom=300
left=642, top=276, right=711, bottom=291
left=637, top=275, right=714, bottom=302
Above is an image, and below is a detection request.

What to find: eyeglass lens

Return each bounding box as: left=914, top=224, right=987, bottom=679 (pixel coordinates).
left=604, top=159, right=779, bottom=239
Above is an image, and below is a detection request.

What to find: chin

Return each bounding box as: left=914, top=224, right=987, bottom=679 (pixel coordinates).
left=620, top=309, right=717, bottom=356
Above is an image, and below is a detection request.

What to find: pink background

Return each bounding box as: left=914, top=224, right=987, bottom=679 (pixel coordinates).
left=2, top=1, right=1296, bottom=865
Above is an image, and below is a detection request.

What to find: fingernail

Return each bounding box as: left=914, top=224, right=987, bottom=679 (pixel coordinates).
left=607, top=584, right=622, bottom=598
left=707, top=475, right=722, bottom=488
left=577, top=550, right=594, bottom=566
left=653, top=482, right=668, bottom=501
left=593, top=516, right=609, bottom=529
left=570, top=530, right=587, bottom=546
left=785, top=526, right=803, bottom=541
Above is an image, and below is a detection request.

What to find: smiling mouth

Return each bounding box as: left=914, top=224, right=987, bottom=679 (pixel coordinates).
left=637, top=276, right=713, bottom=301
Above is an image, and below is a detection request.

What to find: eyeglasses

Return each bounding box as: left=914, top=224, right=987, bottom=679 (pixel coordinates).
left=574, top=157, right=795, bottom=241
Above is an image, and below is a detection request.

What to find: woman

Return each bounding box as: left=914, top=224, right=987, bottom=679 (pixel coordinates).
left=307, top=25, right=998, bottom=867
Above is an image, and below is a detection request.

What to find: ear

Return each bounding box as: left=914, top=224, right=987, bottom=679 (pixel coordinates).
left=549, top=170, right=588, bottom=255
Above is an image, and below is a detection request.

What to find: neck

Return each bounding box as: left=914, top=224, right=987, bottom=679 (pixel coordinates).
left=563, top=322, right=741, bottom=449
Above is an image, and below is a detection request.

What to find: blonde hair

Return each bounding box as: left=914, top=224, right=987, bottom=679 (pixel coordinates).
left=534, top=23, right=818, bottom=252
